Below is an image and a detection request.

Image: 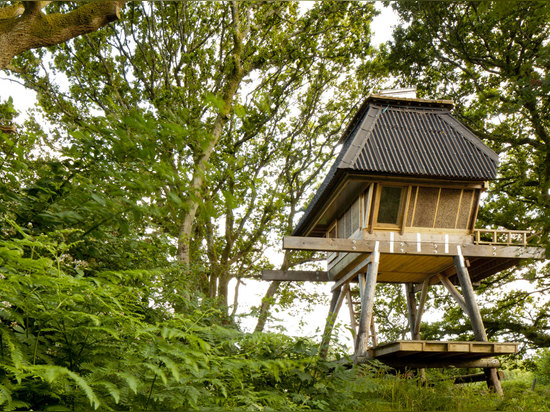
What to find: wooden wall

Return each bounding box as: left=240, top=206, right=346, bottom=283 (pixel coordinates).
left=326, top=181, right=483, bottom=239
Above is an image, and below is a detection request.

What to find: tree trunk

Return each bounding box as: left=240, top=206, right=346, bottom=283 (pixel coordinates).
left=254, top=280, right=282, bottom=333
left=254, top=251, right=290, bottom=332
left=176, top=2, right=247, bottom=267
left=218, top=273, right=232, bottom=306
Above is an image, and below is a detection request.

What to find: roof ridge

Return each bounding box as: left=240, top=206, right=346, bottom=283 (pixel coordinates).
left=341, top=105, right=382, bottom=168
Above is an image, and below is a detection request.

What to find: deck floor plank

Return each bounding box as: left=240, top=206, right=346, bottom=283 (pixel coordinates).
left=370, top=340, right=517, bottom=368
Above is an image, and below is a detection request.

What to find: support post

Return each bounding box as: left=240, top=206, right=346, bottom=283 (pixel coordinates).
left=354, top=242, right=380, bottom=362
left=405, top=283, right=418, bottom=339
left=405, top=282, right=427, bottom=383
left=346, top=286, right=357, bottom=341
left=454, top=246, right=503, bottom=396
left=414, top=279, right=429, bottom=338
left=319, top=284, right=346, bottom=359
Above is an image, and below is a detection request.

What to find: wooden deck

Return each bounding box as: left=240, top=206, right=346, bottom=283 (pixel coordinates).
left=281, top=235, right=544, bottom=283
left=368, top=340, right=518, bottom=369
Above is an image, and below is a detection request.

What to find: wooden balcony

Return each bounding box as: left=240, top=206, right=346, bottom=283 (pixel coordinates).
left=473, top=229, right=535, bottom=246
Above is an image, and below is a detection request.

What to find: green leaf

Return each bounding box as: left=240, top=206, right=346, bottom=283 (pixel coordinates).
left=119, top=372, right=139, bottom=394
left=90, top=193, right=106, bottom=206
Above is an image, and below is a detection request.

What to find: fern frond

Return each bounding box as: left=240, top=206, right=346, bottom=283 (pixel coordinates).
left=34, top=365, right=101, bottom=409
left=117, top=372, right=139, bottom=394
left=93, top=380, right=120, bottom=404
left=143, top=362, right=168, bottom=385
left=0, top=327, right=24, bottom=369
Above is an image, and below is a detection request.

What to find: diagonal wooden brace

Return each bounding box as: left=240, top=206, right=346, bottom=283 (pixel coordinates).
left=319, top=284, right=347, bottom=359
left=354, top=241, right=380, bottom=362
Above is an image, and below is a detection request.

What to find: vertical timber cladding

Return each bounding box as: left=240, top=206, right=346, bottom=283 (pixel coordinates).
left=337, top=197, right=361, bottom=238
left=328, top=182, right=482, bottom=240
left=457, top=189, right=476, bottom=229
left=413, top=187, right=439, bottom=227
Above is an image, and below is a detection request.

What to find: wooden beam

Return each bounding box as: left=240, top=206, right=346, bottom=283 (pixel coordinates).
left=401, top=185, right=413, bottom=235
left=372, top=340, right=518, bottom=358
left=454, top=249, right=486, bottom=340
left=354, top=242, right=380, bottom=362
left=379, top=358, right=501, bottom=370
left=328, top=252, right=363, bottom=277
left=346, top=287, right=357, bottom=342
left=331, top=255, right=372, bottom=292
left=358, top=272, right=366, bottom=299
left=405, top=283, right=418, bottom=339
left=453, top=371, right=504, bottom=384
left=438, top=274, right=469, bottom=313
left=261, top=270, right=330, bottom=282
left=283, top=236, right=545, bottom=259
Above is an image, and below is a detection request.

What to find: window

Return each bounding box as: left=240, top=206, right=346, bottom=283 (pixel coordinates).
left=376, top=185, right=405, bottom=226
left=406, top=186, right=477, bottom=230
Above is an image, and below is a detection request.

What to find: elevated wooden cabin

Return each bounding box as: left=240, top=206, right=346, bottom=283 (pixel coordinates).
left=263, top=94, right=545, bottom=394
left=288, top=94, right=541, bottom=284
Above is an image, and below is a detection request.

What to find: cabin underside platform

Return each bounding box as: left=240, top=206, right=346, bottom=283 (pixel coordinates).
left=341, top=253, right=523, bottom=284
left=281, top=235, right=544, bottom=284
left=367, top=340, right=518, bottom=369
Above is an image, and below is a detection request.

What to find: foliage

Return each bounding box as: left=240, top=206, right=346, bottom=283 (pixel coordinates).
left=534, top=348, right=550, bottom=385
left=2, top=218, right=550, bottom=409
left=9, top=1, right=384, bottom=312
left=3, top=0, right=550, bottom=408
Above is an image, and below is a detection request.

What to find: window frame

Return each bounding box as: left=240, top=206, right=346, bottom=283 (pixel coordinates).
left=372, top=183, right=408, bottom=230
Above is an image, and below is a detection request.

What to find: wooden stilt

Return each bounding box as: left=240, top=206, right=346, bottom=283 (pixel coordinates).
left=357, top=273, right=378, bottom=346
left=346, top=286, right=357, bottom=341
left=354, top=242, right=380, bottom=362
left=319, top=285, right=346, bottom=359
left=454, top=246, right=503, bottom=396
left=405, top=283, right=418, bottom=339
left=370, top=316, right=378, bottom=347
left=405, top=282, right=427, bottom=383
left=358, top=273, right=366, bottom=299
left=414, top=279, right=429, bottom=338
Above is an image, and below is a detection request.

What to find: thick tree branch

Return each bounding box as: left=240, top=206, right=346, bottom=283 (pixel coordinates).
left=0, top=1, right=124, bottom=70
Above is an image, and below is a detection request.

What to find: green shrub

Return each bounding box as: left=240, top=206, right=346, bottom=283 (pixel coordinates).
left=535, top=348, right=550, bottom=385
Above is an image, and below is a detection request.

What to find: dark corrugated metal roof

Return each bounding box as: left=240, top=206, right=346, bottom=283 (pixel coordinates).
left=352, top=106, right=497, bottom=179
left=293, top=97, right=498, bottom=237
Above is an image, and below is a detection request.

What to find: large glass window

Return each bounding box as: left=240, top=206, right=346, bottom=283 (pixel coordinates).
left=377, top=186, right=404, bottom=225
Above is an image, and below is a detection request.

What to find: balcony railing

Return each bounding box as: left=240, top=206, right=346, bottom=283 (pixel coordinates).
left=473, top=229, right=534, bottom=246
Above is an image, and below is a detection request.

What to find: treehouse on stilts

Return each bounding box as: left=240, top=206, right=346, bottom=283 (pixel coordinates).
left=263, top=91, right=545, bottom=394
